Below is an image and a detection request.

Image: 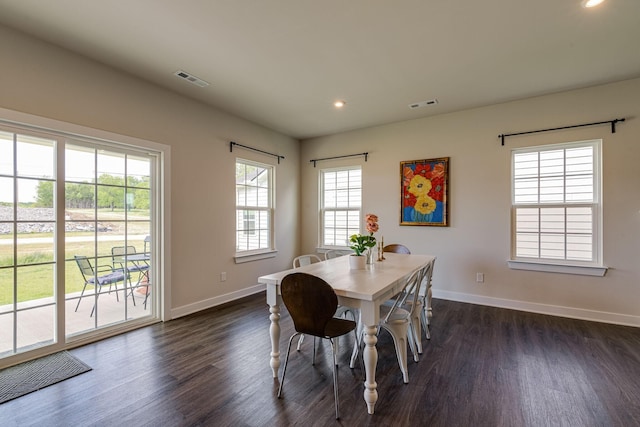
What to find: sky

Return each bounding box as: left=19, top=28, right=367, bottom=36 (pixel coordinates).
left=0, top=133, right=149, bottom=204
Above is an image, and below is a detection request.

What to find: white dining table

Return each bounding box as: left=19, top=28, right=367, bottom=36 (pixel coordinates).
left=258, top=252, right=435, bottom=415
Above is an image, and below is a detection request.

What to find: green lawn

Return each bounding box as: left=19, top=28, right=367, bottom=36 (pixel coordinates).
left=0, top=208, right=150, bottom=305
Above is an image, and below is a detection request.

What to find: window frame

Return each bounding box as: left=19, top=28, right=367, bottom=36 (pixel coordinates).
left=508, top=139, right=606, bottom=276
left=234, top=158, right=276, bottom=263
left=319, top=166, right=362, bottom=250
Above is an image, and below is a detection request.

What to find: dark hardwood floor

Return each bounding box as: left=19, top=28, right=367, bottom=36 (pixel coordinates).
left=2, top=293, right=640, bottom=426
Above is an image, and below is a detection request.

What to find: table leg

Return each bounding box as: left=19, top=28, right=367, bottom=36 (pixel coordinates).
left=269, top=304, right=281, bottom=378
left=362, top=324, right=378, bottom=414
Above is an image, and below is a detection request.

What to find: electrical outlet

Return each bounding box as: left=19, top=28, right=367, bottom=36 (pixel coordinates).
left=476, top=272, right=484, bottom=283
left=220, top=272, right=227, bottom=282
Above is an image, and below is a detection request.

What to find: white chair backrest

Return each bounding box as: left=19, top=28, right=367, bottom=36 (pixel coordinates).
left=292, top=254, right=322, bottom=268
left=384, top=263, right=429, bottom=322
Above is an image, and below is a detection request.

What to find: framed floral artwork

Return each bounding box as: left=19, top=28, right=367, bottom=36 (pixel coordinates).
left=400, top=157, right=449, bottom=226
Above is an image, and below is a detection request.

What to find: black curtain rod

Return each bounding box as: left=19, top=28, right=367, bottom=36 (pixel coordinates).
left=230, top=141, right=284, bottom=163
left=499, top=118, right=625, bottom=146
left=309, top=152, right=369, bottom=167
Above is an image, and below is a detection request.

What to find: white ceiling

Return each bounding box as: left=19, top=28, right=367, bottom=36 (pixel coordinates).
left=0, top=0, right=639, bottom=140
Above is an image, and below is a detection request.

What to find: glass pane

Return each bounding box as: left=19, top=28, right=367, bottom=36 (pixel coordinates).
left=257, top=188, right=269, bottom=207
left=97, top=186, right=125, bottom=219
left=65, top=182, right=96, bottom=213
left=0, top=267, right=14, bottom=306
left=514, top=177, right=539, bottom=204
left=66, top=223, right=96, bottom=267
left=0, top=311, right=14, bottom=354
left=236, top=162, right=248, bottom=186
left=236, top=231, right=247, bottom=251
left=539, top=150, right=564, bottom=177
left=566, top=147, right=593, bottom=175
left=513, top=152, right=539, bottom=178
left=0, top=131, right=13, bottom=175
left=515, top=208, right=539, bottom=233
left=348, top=169, right=361, bottom=187
left=567, top=234, right=592, bottom=261
left=0, top=222, right=13, bottom=266
left=129, top=188, right=150, bottom=214
left=236, top=185, right=246, bottom=206
left=324, top=172, right=336, bottom=190
left=16, top=235, right=54, bottom=265
left=540, top=233, right=565, bottom=259
left=516, top=233, right=539, bottom=258
left=16, top=264, right=54, bottom=302
left=98, top=151, right=125, bottom=182
left=17, top=177, right=45, bottom=207
left=127, top=155, right=150, bottom=189
left=566, top=176, right=593, bottom=202
left=66, top=144, right=96, bottom=182
left=17, top=305, right=55, bottom=350
left=540, top=208, right=565, bottom=233
left=566, top=207, right=592, bottom=233
left=65, top=258, right=86, bottom=295
left=0, top=177, right=13, bottom=215
left=256, top=167, right=268, bottom=187
left=539, top=177, right=564, bottom=203
left=324, top=188, right=336, bottom=208
left=16, top=135, right=55, bottom=179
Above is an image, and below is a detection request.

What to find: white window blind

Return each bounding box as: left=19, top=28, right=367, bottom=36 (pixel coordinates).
left=320, top=167, right=361, bottom=247
left=511, top=140, right=601, bottom=265
left=235, top=159, right=274, bottom=253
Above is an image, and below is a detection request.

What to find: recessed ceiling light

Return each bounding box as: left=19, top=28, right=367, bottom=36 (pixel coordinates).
left=582, top=0, right=605, bottom=8
left=334, top=100, right=346, bottom=108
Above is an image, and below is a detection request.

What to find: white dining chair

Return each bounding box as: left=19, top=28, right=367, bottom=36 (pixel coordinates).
left=349, top=263, right=428, bottom=383
left=324, top=249, right=351, bottom=260
left=292, top=254, right=322, bottom=268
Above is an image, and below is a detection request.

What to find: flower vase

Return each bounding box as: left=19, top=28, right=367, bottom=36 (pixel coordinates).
left=366, top=247, right=375, bottom=265
left=349, top=254, right=366, bottom=270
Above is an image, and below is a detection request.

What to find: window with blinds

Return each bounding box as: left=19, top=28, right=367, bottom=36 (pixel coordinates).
left=320, top=167, right=361, bottom=247
left=235, top=159, right=274, bottom=253
left=511, top=140, right=601, bottom=265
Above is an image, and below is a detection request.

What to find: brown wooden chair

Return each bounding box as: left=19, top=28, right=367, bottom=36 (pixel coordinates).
left=383, top=244, right=411, bottom=254
left=278, top=272, right=357, bottom=419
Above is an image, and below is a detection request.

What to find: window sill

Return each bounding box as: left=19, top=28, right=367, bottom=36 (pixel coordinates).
left=234, top=249, right=277, bottom=264
left=508, top=260, right=607, bottom=276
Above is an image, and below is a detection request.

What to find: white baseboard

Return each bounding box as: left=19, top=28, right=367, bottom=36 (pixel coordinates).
left=433, top=289, right=640, bottom=327
left=171, top=285, right=640, bottom=328
left=171, top=284, right=266, bottom=319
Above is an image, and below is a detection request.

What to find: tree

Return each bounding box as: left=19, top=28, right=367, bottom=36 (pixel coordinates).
left=35, top=181, right=54, bottom=207
left=97, top=174, right=125, bottom=210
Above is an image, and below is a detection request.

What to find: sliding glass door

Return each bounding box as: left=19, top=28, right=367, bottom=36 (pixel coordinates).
left=0, top=131, right=57, bottom=355
left=0, top=124, right=160, bottom=362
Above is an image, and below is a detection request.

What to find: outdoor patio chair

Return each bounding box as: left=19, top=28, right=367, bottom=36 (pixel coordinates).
left=74, top=255, right=129, bottom=317
left=111, top=245, right=150, bottom=307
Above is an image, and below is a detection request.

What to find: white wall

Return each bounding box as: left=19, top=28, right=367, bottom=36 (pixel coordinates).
left=300, top=78, right=640, bottom=326
left=2, top=22, right=638, bottom=327
left=0, top=25, right=300, bottom=318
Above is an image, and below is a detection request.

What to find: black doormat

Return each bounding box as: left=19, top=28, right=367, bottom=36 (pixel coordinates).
left=0, top=351, right=92, bottom=404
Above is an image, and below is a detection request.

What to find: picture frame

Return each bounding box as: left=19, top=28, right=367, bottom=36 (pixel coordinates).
left=400, top=157, right=449, bottom=226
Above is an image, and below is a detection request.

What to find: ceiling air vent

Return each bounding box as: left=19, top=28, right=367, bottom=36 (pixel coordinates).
left=409, top=99, right=438, bottom=109
left=174, top=70, right=210, bottom=88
